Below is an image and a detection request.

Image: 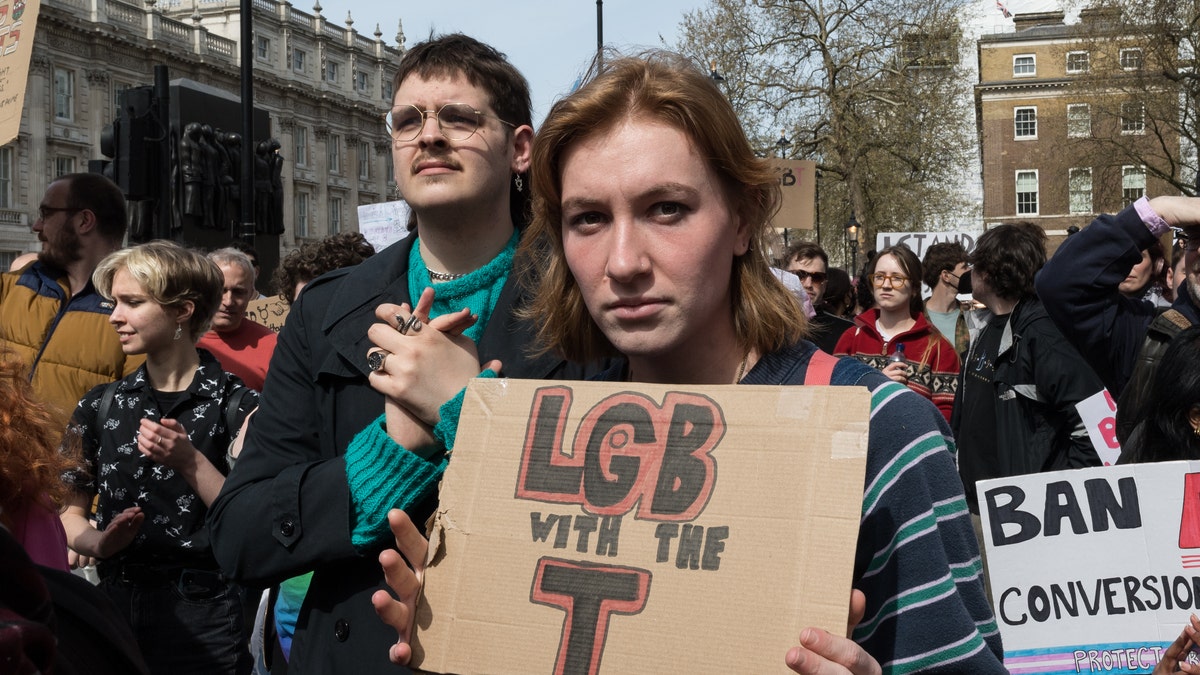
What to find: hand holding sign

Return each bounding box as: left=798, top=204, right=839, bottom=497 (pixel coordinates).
left=1153, top=613, right=1200, bottom=675
left=785, top=590, right=881, bottom=675
left=372, top=509, right=427, bottom=666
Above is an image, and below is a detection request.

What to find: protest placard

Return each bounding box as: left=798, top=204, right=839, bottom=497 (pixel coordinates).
left=768, top=159, right=816, bottom=231
left=0, top=0, right=38, bottom=146
left=874, top=231, right=978, bottom=259
left=413, top=379, right=870, bottom=674
left=979, top=461, right=1200, bottom=674
left=358, top=200, right=411, bottom=251
left=244, top=296, right=289, bottom=333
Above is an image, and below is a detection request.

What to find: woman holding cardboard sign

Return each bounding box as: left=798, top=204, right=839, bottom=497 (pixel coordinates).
left=373, top=52, right=1006, bottom=673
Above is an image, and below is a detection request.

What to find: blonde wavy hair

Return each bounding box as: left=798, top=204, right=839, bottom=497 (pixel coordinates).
left=93, top=240, right=224, bottom=341
left=518, top=51, right=805, bottom=362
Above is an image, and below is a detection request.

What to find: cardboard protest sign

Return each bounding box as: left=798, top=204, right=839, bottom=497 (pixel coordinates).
left=874, top=231, right=977, bottom=259
left=244, top=296, right=289, bottom=333
left=358, top=200, right=411, bottom=251
left=768, top=159, right=816, bottom=231
left=979, top=461, right=1200, bottom=674
left=1075, top=390, right=1121, bottom=466
left=413, top=379, right=870, bottom=675
left=0, top=0, right=38, bottom=146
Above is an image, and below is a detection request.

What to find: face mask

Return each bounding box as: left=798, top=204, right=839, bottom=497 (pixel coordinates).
left=957, top=269, right=972, bottom=295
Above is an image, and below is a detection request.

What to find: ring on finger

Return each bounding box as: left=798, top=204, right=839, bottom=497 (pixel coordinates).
left=368, top=349, right=391, bottom=372
left=396, top=314, right=423, bottom=335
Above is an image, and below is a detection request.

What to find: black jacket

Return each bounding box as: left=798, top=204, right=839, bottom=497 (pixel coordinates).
left=1036, top=203, right=1200, bottom=396
left=207, top=236, right=602, bottom=674
left=953, top=297, right=1105, bottom=508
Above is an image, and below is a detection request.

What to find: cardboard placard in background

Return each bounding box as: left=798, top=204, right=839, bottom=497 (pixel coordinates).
left=414, top=379, right=870, bottom=674
left=0, top=0, right=39, bottom=146
left=874, top=231, right=978, bottom=259
left=768, top=159, right=817, bottom=231
left=979, top=461, right=1200, bottom=674
left=244, top=296, right=289, bottom=333
left=358, top=200, right=411, bottom=252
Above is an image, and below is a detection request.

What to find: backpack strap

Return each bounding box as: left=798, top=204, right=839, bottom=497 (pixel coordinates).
left=804, top=350, right=838, bottom=386
left=224, top=385, right=252, bottom=434
left=97, top=381, right=120, bottom=424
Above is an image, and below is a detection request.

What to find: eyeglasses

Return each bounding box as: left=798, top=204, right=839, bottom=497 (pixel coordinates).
left=384, top=103, right=517, bottom=142
left=35, top=206, right=82, bottom=221
left=790, top=270, right=828, bottom=284
left=870, top=273, right=909, bottom=288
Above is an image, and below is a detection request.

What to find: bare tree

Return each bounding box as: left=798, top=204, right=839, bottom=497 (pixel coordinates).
left=675, top=0, right=977, bottom=266
left=1069, top=2, right=1193, bottom=198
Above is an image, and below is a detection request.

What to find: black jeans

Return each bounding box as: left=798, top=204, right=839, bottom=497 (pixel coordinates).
left=100, top=570, right=252, bottom=675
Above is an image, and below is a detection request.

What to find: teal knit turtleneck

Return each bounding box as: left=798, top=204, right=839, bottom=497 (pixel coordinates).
left=407, top=228, right=519, bottom=344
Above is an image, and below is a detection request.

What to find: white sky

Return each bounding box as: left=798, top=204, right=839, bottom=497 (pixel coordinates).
left=312, top=1, right=706, bottom=125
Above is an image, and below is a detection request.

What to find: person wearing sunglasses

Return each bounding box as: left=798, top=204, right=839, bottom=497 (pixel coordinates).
left=784, top=241, right=853, bottom=354
left=0, top=173, right=142, bottom=433
left=834, top=244, right=961, bottom=421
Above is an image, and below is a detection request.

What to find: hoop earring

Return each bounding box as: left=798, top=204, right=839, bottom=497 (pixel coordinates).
left=513, top=174, right=524, bottom=193
left=173, top=325, right=183, bottom=341
left=1193, top=424, right=1200, bottom=438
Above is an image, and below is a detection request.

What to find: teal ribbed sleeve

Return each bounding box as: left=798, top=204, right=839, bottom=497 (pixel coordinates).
left=433, top=369, right=497, bottom=452
left=345, top=414, right=447, bottom=550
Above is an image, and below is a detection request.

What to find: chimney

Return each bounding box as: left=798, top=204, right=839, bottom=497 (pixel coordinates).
left=1012, top=10, right=1066, bottom=32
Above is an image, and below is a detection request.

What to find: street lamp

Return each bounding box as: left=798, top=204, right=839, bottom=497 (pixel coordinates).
left=775, top=133, right=790, bottom=157
left=709, top=61, right=725, bottom=83
left=844, top=213, right=859, bottom=275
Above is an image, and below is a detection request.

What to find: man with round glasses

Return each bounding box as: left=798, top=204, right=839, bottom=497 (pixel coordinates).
left=784, top=241, right=851, bottom=353
left=0, top=173, right=139, bottom=430
left=208, top=34, right=600, bottom=674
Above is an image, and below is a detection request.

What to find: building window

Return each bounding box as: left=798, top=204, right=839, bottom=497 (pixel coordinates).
left=1014, top=106, right=1037, bottom=139
left=1067, top=103, right=1091, bottom=138
left=1122, top=166, right=1146, bottom=206
left=1066, top=51, right=1089, bottom=74
left=1013, top=54, right=1035, bottom=77
left=1068, top=168, right=1092, bottom=214
left=0, top=147, right=12, bottom=209
left=112, top=82, right=133, bottom=121
left=325, top=60, right=340, bottom=83
left=295, top=127, right=308, bottom=166
left=329, top=197, right=343, bottom=234
left=54, top=156, right=75, bottom=178
left=53, top=68, right=74, bottom=121
left=1016, top=170, right=1038, bottom=215
left=384, top=152, right=394, bottom=186
left=1120, top=48, right=1144, bottom=71
left=355, top=70, right=369, bottom=93
left=256, top=36, right=270, bottom=61
left=328, top=134, right=341, bottom=174
left=358, top=141, right=370, bottom=180
left=1121, top=101, right=1145, bottom=134
left=383, top=78, right=393, bottom=104
left=295, top=193, right=309, bottom=237
left=293, top=48, right=307, bottom=74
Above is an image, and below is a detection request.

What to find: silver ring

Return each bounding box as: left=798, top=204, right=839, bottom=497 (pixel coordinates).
left=397, top=314, right=423, bottom=335
left=367, top=350, right=390, bottom=372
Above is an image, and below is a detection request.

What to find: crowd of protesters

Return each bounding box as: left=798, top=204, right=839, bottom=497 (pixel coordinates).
left=5, top=31, right=1200, bottom=675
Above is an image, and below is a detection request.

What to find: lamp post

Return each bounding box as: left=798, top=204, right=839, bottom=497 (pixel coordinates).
left=776, top=132, right=790, bottom=246
left=709, top=62, right=725, bottom=83
left=844, top=213, right=859, bottom=275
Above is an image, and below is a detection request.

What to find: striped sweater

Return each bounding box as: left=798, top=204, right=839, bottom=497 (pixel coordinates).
left=743, top=340, right=1005, bottom=674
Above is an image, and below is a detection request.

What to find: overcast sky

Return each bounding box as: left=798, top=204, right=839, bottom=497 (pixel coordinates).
left=312, top=1, right=705, bottom=125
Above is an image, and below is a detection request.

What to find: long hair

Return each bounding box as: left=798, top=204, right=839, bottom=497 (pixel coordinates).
left=93, top=241, right=224, bottom=340
left=867, top=245, right=925, bottom=318
left=517, top=51, right=804, bottom=362
left=0, top=355, right=76, bottom=525
left=1122, top=326, right=1200, bottom=463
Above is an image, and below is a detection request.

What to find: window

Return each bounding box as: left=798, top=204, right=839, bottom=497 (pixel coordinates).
left=294, top=127, right=308, bottom=166
left=54, top=156, right=75, bottom=178
left=293, top=48, right=307, bottom=74
left=328, top=134, right=341, bottom=174
left=1122, top=166, right=1146, bottom=206
left=53, top=68, right=74, bottom=121
left=294, top=193, right=309, bottom=237
left=0, top=147, right=12, bottom=209
left=112, top=82, right=133, bottom=121
left=1121, top=101, right=1145, bottom=134
left=1067, top=103, right=1091, bottom=138
left=1120, top=48, right=1144, bottom=71
left=325, top=61, right=340, bottom=83
left=1068, top=168, right=1092, bottom=214
left=358, top=141, right=370, bottom=180
left=383, top=78, right=393, bottom=104
left=1013, top=54, right=1036, bottom=77
left=329, top=197, right=343, bottom=234
left=1066, top=51, right=1089, bottom=74
left=1014, top=106, right=1037, bottom=139
left=256, top=36, right=270, bottom=61
left=1016, top=170, right=1038, bottom=215
left=355, top=70, right=369, bottom=93
left=384, top=152, right=394, bottom=185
